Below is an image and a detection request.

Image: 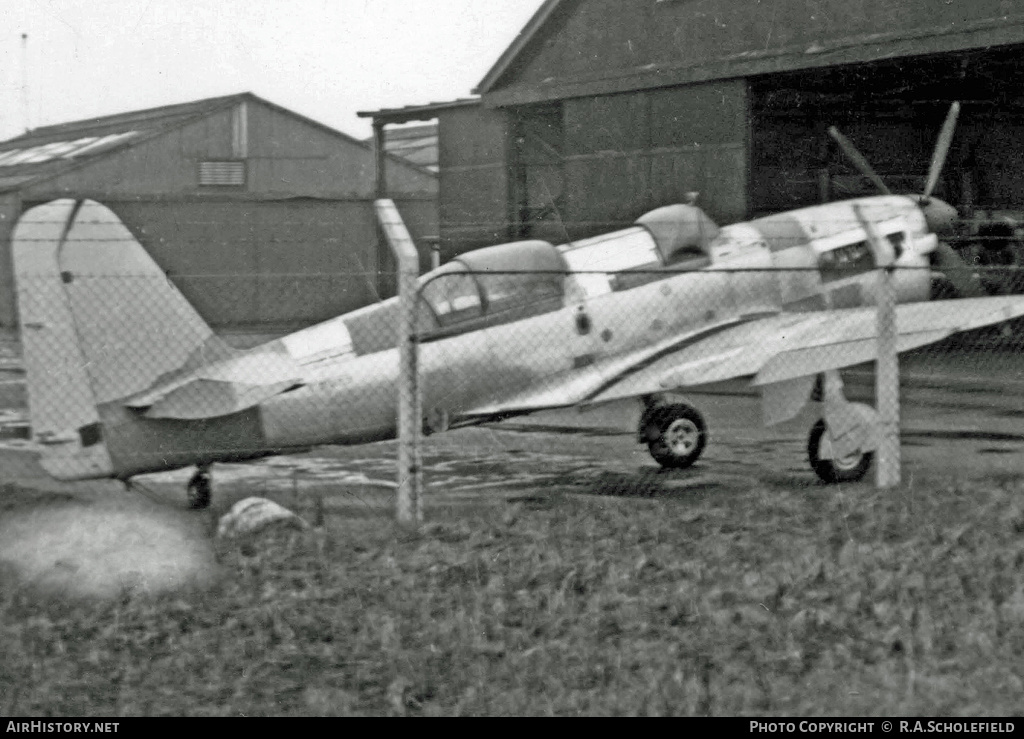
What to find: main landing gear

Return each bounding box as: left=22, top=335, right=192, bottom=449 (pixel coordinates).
left=804, top=371, right=877, bottom=484
left=640, top=398, right=707, bottom=470
left=807, top=419, right=873, bottom=483
left=639, top=370, right=878, bottom=484
left=187, top=464, right=213, bottom=509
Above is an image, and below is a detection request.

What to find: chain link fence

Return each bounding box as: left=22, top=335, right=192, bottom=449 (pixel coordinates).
left=6, top=203, right=1024, bottom=521
left=406, top=263, right=1019, bottom=445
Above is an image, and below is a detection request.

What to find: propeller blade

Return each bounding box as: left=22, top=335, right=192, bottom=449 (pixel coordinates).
left=828, top=126, right=891, bottom=195
left=932, top=240, right=984, bottom=298
left=923, top=102, right=961, bottom=200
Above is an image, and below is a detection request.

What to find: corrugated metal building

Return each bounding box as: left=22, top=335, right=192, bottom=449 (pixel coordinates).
left=0, top=93, right=438, bottom=328
left=364, top=0, right=1024, bottom=258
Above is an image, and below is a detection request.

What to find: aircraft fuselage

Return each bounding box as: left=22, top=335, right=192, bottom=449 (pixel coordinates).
left=89, top=195, right=938, bottom=478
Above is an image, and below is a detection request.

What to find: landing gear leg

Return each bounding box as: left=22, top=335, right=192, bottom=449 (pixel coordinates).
left=807, top=371, right=876, bottom=484
left=187, top=464, right=213, bottom=509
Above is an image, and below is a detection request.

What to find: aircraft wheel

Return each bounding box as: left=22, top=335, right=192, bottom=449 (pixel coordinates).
left=807, top=420, right=872, bottom=484
left=187, top=467, right=212, bottom=510
left=646, top=404, right=706, bottom=469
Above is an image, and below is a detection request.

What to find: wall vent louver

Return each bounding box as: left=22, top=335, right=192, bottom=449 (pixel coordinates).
left=199, top=160, right=245, bottom=186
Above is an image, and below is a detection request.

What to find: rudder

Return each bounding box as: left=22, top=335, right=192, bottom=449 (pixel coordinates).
left=13, top=199, right=231, bottom=479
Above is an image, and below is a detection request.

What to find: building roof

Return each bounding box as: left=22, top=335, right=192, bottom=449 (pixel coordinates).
left=356, top=97, right=480, bottom=125
left=0, top=92, right=435, bottom=194
left=473, top=0, right=1024, bottom=107
left=0, top=94, right=249, bottom=191
left=4, top=93, right=248, bottom=147
left=473, top=0, right=566, bottom=95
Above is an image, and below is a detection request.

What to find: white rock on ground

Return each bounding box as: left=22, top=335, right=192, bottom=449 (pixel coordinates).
left=216, top=496, right=308, bottom=539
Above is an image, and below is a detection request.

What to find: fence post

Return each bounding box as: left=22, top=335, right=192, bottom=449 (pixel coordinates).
left=854, top=205, right=901, bottom=488
left=374, top=199, right=423, bottom=524
left=424, top=236, right=441, bottom=270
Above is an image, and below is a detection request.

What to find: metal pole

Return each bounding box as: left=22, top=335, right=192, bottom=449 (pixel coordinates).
left=424, top=236, right=441, bottom=270
left=374, top=199, right=423, bottom=524
left=372, top=121, right=387, bottom=199
left=372, top=121, right=389, bottom=298
left=854, top=205, right=901, bottom=488
left=874, top=263, right=900, bottom=488
left=20, top=34, right=30, bottom=133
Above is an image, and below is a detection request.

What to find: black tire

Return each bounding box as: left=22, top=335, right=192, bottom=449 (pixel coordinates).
left=187, top=470, right=212, bottom=510
left=807, top=419, right=872, bottom=483
left=646, top=404, right=707, bottom=469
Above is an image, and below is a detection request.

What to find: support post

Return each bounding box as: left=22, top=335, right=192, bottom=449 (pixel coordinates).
left=854, top=205, right=901, bottom=488
left=372, top=121, right=387, bottom=199
left=372, top=121, right=390, bottom=298
left=875, top=263, right=900, bottom=488
left=424, top=236, right=441, bottom=270
left=374, top=199, right=423, bottom=524
left=0, top=192, right=23, bottom=327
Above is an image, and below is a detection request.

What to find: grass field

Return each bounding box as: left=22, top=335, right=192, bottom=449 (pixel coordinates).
left=3, top=467, right=1024, bottom=717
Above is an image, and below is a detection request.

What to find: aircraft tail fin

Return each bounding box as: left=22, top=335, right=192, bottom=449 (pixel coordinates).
left=13, top=199, right=231, bottom=479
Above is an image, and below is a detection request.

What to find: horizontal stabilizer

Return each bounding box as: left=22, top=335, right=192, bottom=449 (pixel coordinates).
left=137, top=378, right=300, bottom=420
left=125, top=344, right=304, bottom=419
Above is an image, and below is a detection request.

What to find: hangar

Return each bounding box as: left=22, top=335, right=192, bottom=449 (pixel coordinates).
left=0, top=93, right=437, bottom=328
left=362, top=0, right=1024, bottom=262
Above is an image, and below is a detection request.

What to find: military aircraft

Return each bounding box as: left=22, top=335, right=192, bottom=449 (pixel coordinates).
left=12, top=104, right=1024, bottom=508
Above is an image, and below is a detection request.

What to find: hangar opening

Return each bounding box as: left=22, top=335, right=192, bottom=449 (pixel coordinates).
left=749, top=44, right=1024, bottom=224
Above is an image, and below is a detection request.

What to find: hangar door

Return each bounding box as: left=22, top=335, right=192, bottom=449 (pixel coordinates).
left=511, top=80, right=749, bottom=244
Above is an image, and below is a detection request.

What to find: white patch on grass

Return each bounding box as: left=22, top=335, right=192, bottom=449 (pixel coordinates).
left=0, top=499, right=216, bottom=598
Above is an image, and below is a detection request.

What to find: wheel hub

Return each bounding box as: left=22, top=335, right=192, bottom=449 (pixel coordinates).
left=832, top=450, right=863, bottom=471
left=665, top=418, right=700, bottom=456
left=819, top=436, right=862, bottom=471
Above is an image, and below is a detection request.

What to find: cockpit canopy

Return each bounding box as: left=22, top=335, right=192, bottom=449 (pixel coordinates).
left=419, top=240, right=566, bottom=330
left=415, top=203, right=722, bottom=333
left=635, top=204, right=720, bottom=264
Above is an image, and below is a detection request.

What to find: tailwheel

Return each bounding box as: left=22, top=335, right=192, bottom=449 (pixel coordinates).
left=187, top=465, right=213, bottom=509
left=807, top=419, right=872, bottom=484
left=644, top=404, right=707, bottom=469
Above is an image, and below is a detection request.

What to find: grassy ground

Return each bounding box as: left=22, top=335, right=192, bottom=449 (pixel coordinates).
left=3, top=468, right=1024, bottom=717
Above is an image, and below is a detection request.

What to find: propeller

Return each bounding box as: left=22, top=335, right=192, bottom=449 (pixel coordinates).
left=922, top=101, right=960, bottom=202
left=828, top=102, right=983, bottom=298
left=827, top=125, right=891, bottom=196
left=916, top=101, right=963, bottom=244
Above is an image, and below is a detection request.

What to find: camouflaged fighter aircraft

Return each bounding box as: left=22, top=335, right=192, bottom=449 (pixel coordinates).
left=12, top=105, right=1024, bottom=509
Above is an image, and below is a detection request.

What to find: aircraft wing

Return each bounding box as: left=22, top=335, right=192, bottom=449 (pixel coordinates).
left=586, top=296, right=1024, bottom=405
left=466, top=296, right=1024, bottom=419
left=460, top=317, right=754, bottom=417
